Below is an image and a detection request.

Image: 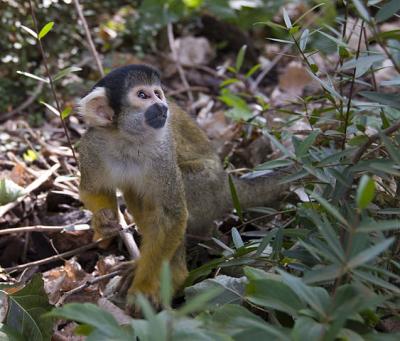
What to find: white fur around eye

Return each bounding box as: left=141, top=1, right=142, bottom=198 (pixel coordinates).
left=78, top=87, right=114, bottom=127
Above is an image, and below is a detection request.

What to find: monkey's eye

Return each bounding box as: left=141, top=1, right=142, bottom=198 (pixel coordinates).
left=137, top=90, right=149, bottom=99
left=154, top=90, right=162, bottom=99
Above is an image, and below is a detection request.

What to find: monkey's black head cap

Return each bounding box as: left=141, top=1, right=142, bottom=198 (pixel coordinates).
left=93, top=64, right=162, bottom=115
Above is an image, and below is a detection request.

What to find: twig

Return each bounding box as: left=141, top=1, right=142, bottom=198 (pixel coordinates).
left=0, top=82, right=44, bottom=123
left=352, top=119, right=400, bottom=164
left=167, top=86, right=210, bottom=97
left=341, top=21, right=365, bottom=149
left=72, top=0, right=104, bottom=77
left=0, top=224, right=89, bottom=235
left=118, top=211, right=140, bottom=260
left=5, top=236, right=112, bottom=273
left=0, top=163, right=60, bottom=218
left=251, top=44, right=292, bottom=91
left=56, top=269, right=123, bottom=305
left=28, top=0, right=78, bottom=164
left=167, top=23, right=194, bottom=109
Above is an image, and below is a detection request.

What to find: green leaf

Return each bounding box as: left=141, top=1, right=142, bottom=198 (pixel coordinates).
left=54, top=66, right=82, bottom=81
left=310, top=63, right=319, bottom=73
left=185, top=275, right=246, bottom=308
left=309, top=191, right=349, bottom=228
left=289, top=26, right=300, bottom=35
left=356, top=175, right=375, bottom=209
left=347, top=238, right=394, bottom=269
left=358, top=219, right=400, bottom=232
left=1, top=274, right=53, bottom=341
left=306, top=69, right=342, bottom=99
left=48, top=303, right=131, bottom=339
left=211, top=304, right=289, bottom=340
left=16, top=71, right=49, bottom=83
left=245, top=279, right=305, bottom=316
left=20, top=25, right=37, bottom=39
left=38, top=22, right=54, bottom=40
left=291, top=316, right=326, bottom=340
left=380, top=133, right=400, bottom=164
left=0, top=179, right=23, bottom=205
left=0, top=323, right=24, bottom=341
left=245, top=64, right=261, bottom=78
left=160, top=261, right=172, bottom=308
left=178, top=287, right=223, bottom=315
left=61, top=107, right=72, bottom=120
left=376, top=0, right=400, bottom=23
left=295, top=130, right=320, bottom=158
left=348, top=135, right=369, bottom=146
left=255, top=159, right=293, bottom=171
left=282, top=7, right=292, bottom=28
left=353, top=270, right=400, bottom=294
left=359, top=91, right=400, bottom=109
left=235, top=45, right=247, bottom=72
left=293, top=3, right=325, bottom=25
left=341, top=55, right=385, bottom=78
left=381, top=77, right=400, bottom=86
left=255, top=230, right=275, bottom=256
left=351, top=0, right=371, bottom=22
left=304, top=264, right=342, bottom=284
left=231, top=228, right=244, bottom=249
left=339, top=46, right=350, bottom=59
left=228, top=174, right=243, bottom=221
left=299, top=29, right=309, bottom=51
left=277, top=270, right=330, bottom=317
left=263, top=130, right=295, bottom=158
left=40, top=101, right=60, bottom=116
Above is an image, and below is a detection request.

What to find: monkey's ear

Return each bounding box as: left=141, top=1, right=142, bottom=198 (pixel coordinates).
left=78, top=87, right=114, bottom=127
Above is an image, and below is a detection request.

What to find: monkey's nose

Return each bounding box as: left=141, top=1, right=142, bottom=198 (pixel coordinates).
left=158, top=104, right=168, bottom=118
left=144, top=103, right=169, bottom=129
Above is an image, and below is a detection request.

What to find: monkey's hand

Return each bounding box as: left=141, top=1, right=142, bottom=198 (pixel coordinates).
left=80, top=190, right=118, bottom=249
left=92, top=208, right=121, bottom=248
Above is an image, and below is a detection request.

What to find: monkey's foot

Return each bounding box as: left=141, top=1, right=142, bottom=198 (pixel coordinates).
left=125, top=279, right=161, bottom=317
left=125, top=291, right=162, bottom=317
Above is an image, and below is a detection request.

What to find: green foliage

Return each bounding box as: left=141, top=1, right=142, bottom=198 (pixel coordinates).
left=3, top=0, right=400, bottom=339
left=0, top=179, right=22, bottom=205
left=0, top=275, right=53, bottom=341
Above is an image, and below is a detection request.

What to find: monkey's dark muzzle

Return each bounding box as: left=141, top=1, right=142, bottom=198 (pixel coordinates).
left=144, top=103, right=168, bottom=129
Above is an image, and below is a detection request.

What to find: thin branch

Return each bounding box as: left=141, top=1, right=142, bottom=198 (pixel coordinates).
left=0, top=163, right=60, bottom=218
left=352, top=119, right=400, bottom=164
left=56, top=269, right=123, bottom=305
left=0, top=82, right=44, bottom=123
left=5, top=236, right=113, bottom=273
left=72, top=0, right=104, bottom=77
left=28, top=0, right=78, bottom=164
left=167, top=23, right=194, bottom=109
left=341, top=20, right=365, bottom=150
left=0, top=224, right=89, bottom=235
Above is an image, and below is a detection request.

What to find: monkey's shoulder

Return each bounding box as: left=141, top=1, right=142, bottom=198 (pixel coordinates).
left=168, top=102, right=219, bottom=167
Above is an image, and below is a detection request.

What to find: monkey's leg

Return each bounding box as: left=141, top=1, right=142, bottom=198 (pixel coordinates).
left=126, top=205, right=188, bottom=308
left=80, top=190, right=118, bottom=248
left=170, top=242, right=189, bottom=292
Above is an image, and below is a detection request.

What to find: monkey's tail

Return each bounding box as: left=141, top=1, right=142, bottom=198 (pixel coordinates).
left=231, top=168, right=294, bottom=209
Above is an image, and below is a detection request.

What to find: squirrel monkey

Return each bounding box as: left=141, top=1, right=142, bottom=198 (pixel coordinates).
left=78, top=64, right=289, bottom=309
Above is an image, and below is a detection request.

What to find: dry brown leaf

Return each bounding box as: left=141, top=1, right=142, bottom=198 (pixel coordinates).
left=278, top=61, right=313, bottom=96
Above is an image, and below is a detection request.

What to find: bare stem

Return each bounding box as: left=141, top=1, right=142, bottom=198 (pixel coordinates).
left=28, top=0, right=78, bottom=164
left=341, top=21, right=365, bottom=150
left=72, top=0, right=104, bottom=77
left=167, top=23, right=194, bottom=110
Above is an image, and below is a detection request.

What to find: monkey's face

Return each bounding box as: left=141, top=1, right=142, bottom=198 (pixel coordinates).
left=117, top=85, right=169, bottom=136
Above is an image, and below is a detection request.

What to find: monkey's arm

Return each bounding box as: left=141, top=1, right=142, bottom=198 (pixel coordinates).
left=79, top=189, right=118, bottom=243
left=79, top=134, right=119, bottom=245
